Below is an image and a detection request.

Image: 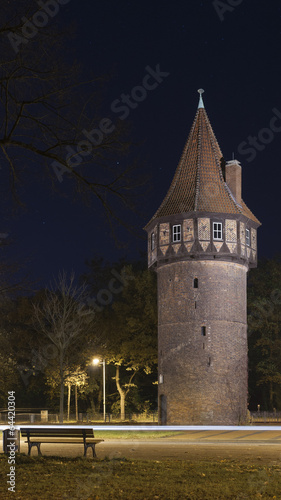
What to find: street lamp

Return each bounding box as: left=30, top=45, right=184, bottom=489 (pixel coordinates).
left=92, top=358, right=106, bottom=421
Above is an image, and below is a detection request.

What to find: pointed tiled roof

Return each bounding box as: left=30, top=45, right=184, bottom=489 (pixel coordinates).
left=147, top=91, right=259, bottom=225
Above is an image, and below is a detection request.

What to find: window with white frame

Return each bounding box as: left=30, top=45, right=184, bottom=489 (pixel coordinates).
left=151, top=232, right=155, bottom=251
left=172, top=224, right=181, bottom=242
left=213, top=222, right=222, bottom=240
left=246, top=228, right=250, bottom=246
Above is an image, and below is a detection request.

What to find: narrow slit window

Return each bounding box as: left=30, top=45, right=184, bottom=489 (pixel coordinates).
left=213, top=222, right=222, bottom=240
left=201, top=326, right=206, bottom=336
left=208, top=357, right=211, bottom=366
left=246, top=228, right=250, bottom=246
left=193, top=278, right=198, bottom=288
left=151, top=232, right=155, bottom=251
left=172, top=225, right=181, bottom=242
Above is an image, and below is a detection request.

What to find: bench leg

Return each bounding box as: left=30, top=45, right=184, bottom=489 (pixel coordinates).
left=84, top=443, right=96, bottom=458
left=28, top=442, right=42, bottom=456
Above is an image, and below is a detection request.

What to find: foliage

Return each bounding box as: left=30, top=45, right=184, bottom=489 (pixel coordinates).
left=65, top=368, right=88, bottom=390
left=248, top=256, right=281, bottom=410
left=81, top=257, right=157, bottom=416
left=0, top=295, right=43, bottom=406
left=0, top=342, right=19, bottom=406
left=104, top=265, right=157, bottom=370
left=100, top=264, right=157, bottom=418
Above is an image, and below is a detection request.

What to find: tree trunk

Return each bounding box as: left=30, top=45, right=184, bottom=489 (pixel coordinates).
left=59, top=359, right=64, bottom=423
left=97, top=385, right=102, bottom=414
left=90, top=398, right=95, bottom=420
left=270, top=380, right=273, bottom=409
left=75, top=385, right=78, bottom=421
left=115, top=365, right=126, bottom=421
left=59, top=379, right=64, bottom=423
left=67, top=384, right=71, bottom=421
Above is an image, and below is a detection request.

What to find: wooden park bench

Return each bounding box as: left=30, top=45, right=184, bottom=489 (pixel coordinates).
left=20, top=427, right=104, bottom=457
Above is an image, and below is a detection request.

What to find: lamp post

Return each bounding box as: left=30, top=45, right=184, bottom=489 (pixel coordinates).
left=93, top=358, right=106, bottom=421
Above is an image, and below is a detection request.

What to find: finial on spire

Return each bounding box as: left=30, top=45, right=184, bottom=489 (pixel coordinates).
left=197, top=88, right=205, bottom=109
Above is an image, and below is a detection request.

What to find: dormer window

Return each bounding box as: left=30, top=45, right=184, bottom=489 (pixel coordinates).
left=246, top=228, right=250, bottom=246
left=172, top=225, right=181, bottom=242
left=213, top=222, right=222, bottom=240
left=151, top=232, right=155, bottom=251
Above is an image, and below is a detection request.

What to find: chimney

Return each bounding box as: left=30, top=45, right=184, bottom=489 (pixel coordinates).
left=225, top=159, right=242, bottom=205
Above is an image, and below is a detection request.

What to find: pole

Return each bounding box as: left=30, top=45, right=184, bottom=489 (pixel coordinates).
left=102, top=359, right=106, bottom=421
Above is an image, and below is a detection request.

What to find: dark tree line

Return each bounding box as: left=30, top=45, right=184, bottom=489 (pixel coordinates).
left=1, top=253, right=281, bottom=416
left=248, top=255, right=281, bottom=411
left=0, top=259, right=158, bottom=421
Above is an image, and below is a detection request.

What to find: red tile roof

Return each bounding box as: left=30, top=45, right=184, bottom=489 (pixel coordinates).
left=147, top=98, right=260, bottom=225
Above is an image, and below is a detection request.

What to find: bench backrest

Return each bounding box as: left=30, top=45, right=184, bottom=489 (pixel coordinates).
left=20, top=428, right=94, bottom=438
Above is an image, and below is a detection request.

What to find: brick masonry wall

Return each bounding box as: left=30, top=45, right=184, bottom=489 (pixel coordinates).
left=157, top=260, right=248, bottom=425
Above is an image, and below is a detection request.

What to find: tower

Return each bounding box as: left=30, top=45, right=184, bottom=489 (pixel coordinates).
left=145, top=90, right=260, bottom=425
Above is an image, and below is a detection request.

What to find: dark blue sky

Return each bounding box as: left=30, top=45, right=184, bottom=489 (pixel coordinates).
left=3, top=1, right=281, bottom=288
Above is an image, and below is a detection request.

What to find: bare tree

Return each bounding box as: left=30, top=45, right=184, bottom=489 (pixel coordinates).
left=33, top=272, right=95, bottom=422
left=0, top=2, right=143, bottom=237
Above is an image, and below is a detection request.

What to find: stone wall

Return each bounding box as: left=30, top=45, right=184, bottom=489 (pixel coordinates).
left=157, top=260, right=248, bottom=425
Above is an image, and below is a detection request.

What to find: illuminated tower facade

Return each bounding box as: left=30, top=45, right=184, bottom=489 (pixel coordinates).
left=145, top=90, right=260, bottom=425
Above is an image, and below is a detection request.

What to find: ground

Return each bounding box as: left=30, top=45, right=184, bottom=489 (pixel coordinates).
left=13, top=429, right=281, bottom=463
left=1, top=430, right=281, bottom=499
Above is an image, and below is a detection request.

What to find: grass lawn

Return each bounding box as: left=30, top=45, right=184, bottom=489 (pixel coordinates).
left=0, top=454, right=280, bottom=499
left=93, top=431, right=181, bottom=439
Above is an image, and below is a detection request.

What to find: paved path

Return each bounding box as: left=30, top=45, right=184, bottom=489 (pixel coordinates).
left=16, top=431, right=281, bottom=464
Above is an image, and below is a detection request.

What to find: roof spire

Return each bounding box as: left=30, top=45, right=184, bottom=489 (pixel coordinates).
left=145, top=89, right=260, bottom=229
left=197, top=88, right=205, bottom=109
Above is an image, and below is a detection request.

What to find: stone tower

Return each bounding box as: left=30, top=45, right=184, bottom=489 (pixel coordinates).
left=145, top=90, right=260, bottom=425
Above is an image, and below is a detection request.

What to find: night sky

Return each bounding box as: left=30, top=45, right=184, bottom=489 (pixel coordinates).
left=3, top=1, right=281, bottom=289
